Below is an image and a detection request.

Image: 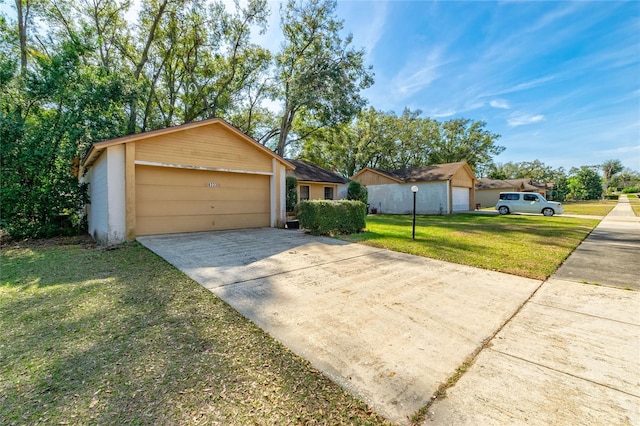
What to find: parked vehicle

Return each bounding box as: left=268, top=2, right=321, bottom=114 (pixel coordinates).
left=495, top=192, right=564, bottom=216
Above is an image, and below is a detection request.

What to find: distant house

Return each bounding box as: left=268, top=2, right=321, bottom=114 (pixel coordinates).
left=475, top=178, right=547, bottom=208
left=286, top=159, right=349, bottom=201
left=351, top=162, right=476, bottom=214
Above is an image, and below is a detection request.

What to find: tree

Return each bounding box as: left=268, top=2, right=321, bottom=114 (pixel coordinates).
left=609, top=168, right=640, bottom=191
left=601, top=159, right=623, bottom=185
left=568, top=166, right=603, bottom=200
left=301, top=108, right=505, bottom=177
left=430, top=118, right=504, bottom=173
left=346, top=180, right=367, bottom=205
left=1, top=36, right=130, bottom=237
left=272, top=0, right=373, bottom=155
left=488, top=159, right=558, bottom=183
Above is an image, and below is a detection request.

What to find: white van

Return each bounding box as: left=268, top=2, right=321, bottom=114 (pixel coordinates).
left=495, top=192, right=564, bottom=216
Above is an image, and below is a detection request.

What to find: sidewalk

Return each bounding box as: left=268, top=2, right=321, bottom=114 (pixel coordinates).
left=427, top=196, right=640, bottom=425
left=555, top=196, right=640, bottom=289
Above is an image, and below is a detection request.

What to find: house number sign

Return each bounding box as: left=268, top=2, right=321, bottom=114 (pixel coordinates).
left=208, top=182, right=218, bottom=188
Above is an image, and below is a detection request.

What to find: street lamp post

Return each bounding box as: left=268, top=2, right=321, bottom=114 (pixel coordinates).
left=411, top=185, right=418, bottom=240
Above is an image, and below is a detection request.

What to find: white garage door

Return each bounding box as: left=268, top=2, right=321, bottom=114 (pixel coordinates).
left=452, top=187, right=470, bottom=212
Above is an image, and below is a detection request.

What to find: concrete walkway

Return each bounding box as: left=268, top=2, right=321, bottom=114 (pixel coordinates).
left=428, top=197, right=640, bottom=425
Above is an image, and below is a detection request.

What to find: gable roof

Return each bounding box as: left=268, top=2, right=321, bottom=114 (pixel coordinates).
left=352, top=161, right=474, bottom=183
left=476, top=177, right=539, bottom=191
left=81, top=117, right=294, bottom=169
left=286, top=159, right=349, bottom=184
left=476, top=177, right=514, bottom=190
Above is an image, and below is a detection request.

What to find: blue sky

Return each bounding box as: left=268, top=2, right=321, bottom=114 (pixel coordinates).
left=258, top=0, right=640, bottom=172
left=337, top=0, right=640, bottom=172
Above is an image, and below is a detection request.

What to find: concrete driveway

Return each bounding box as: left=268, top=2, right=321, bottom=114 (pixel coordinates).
left=138, top=228, right=541, bottom=424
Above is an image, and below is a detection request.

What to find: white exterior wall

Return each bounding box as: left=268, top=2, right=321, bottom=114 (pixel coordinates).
left=87, top=152, right=108, bottom=243
left=368, top=182, right=449, bottom=215
left=270, top=160, right=288, bottom=227
left=337, top=183, right=349, bottom=200
left=86, top=145, right=126, bottom=245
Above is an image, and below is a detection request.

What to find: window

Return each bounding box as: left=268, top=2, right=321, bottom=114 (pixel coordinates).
left=300, top=185, right=310, bottom=201
left=499, top=193, right=520, bottom=201
left=523, top=194, right=538, bottom=201
left=324, top=187, right=334, bottom=200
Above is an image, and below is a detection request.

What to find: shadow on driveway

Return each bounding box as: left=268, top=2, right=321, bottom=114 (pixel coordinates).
left=139, top=228, right=542, bottom=424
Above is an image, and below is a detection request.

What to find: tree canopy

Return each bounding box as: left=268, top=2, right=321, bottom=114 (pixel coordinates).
left=299, top=108, right=503, bottom=177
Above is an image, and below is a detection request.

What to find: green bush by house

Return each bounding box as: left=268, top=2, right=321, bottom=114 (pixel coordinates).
left=286, top=176, right=298, bottom=212
left=346, top=181, right=368, bottom=205
left=297, top=200, right=366, bottom=235
left=604, top=194, right=619, bottom=200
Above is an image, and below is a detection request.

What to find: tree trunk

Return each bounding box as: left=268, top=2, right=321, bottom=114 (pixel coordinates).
left=277, top=108, right=294, bottom=156
left=16, top=0, right=29, bottom=78
left=127, top=0, right=170, bottom=134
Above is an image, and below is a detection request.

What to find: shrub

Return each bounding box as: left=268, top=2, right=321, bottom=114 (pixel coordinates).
left=622, top=187, right=640, bottom=194
left=604, top=194, right=619, bottom=200
left=297, top=200, right=366, bottom=235
left=286, top=176, right=298, bottom=212
left=346, top=181, right=368, bottom=205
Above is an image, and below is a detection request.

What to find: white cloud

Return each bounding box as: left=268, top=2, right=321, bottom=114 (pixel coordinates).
left=490, top=99, right=510, bottom=109
left=390, top=47, right=451, bottom=99
left=507, top=113, right=544, bottom=127
left=340, top=1, right=388, bottom=61
left=431, top=109, right=457, bottom=118
left=490, top=75, right=557, bottom=97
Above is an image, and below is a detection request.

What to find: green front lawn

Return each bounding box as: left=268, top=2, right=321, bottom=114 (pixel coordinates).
left=344, top=214, right=599, bottom=280
left=0, top=238, right=390, bottom=425
left=560, top=199, right=618, bottom=216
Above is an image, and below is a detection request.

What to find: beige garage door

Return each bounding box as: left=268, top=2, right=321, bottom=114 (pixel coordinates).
left=135, top=165, right=270, bottom=236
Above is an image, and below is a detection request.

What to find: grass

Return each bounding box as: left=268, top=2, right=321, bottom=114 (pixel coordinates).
left=343, top=214, right=599, bottom=280
left=560, top=199, right=618, bottom=216
left=627, top=194, right=640, bottom=216
left=0, top=237, right=391, bottom=425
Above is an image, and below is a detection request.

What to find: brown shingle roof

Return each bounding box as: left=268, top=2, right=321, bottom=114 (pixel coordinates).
left=475, top=177, right=540, bottom=191
left=369, top=162, right=470, bottom=183
left=287, top=159, right=349, bottom=184
left=476, top=178, right=514, bottom=190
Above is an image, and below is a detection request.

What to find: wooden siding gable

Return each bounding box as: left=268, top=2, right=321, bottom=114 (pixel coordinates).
left=81, top=118, right=294, bottom=172
left=351, top=168, right=402, bottom=186
left=450, top=163, right=476, bottom=188
left=135, top=123, right=272, bottom=173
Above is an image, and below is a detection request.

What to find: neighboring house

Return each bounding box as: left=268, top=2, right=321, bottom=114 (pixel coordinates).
left=475, top=177, right=546, bottom=208
left=80, top=118, right=294, bottom=245
left=350, top=162, right=476, bottom=214
left=286, top=159, right=349, bottom=202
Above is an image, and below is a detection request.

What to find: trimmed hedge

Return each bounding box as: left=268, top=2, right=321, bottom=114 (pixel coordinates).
left=297, top=200, right=366, bottom=235
left=604, top=194, right=619, bottom=200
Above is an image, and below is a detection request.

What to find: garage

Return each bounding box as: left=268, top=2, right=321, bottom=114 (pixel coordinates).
left=452, top=187, right=470, bottom=212
left=135, top=166, right=271, bottom=236
left=351, top=162, right=476, bottom=214
left=81, top=118, right=293, bottom=245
